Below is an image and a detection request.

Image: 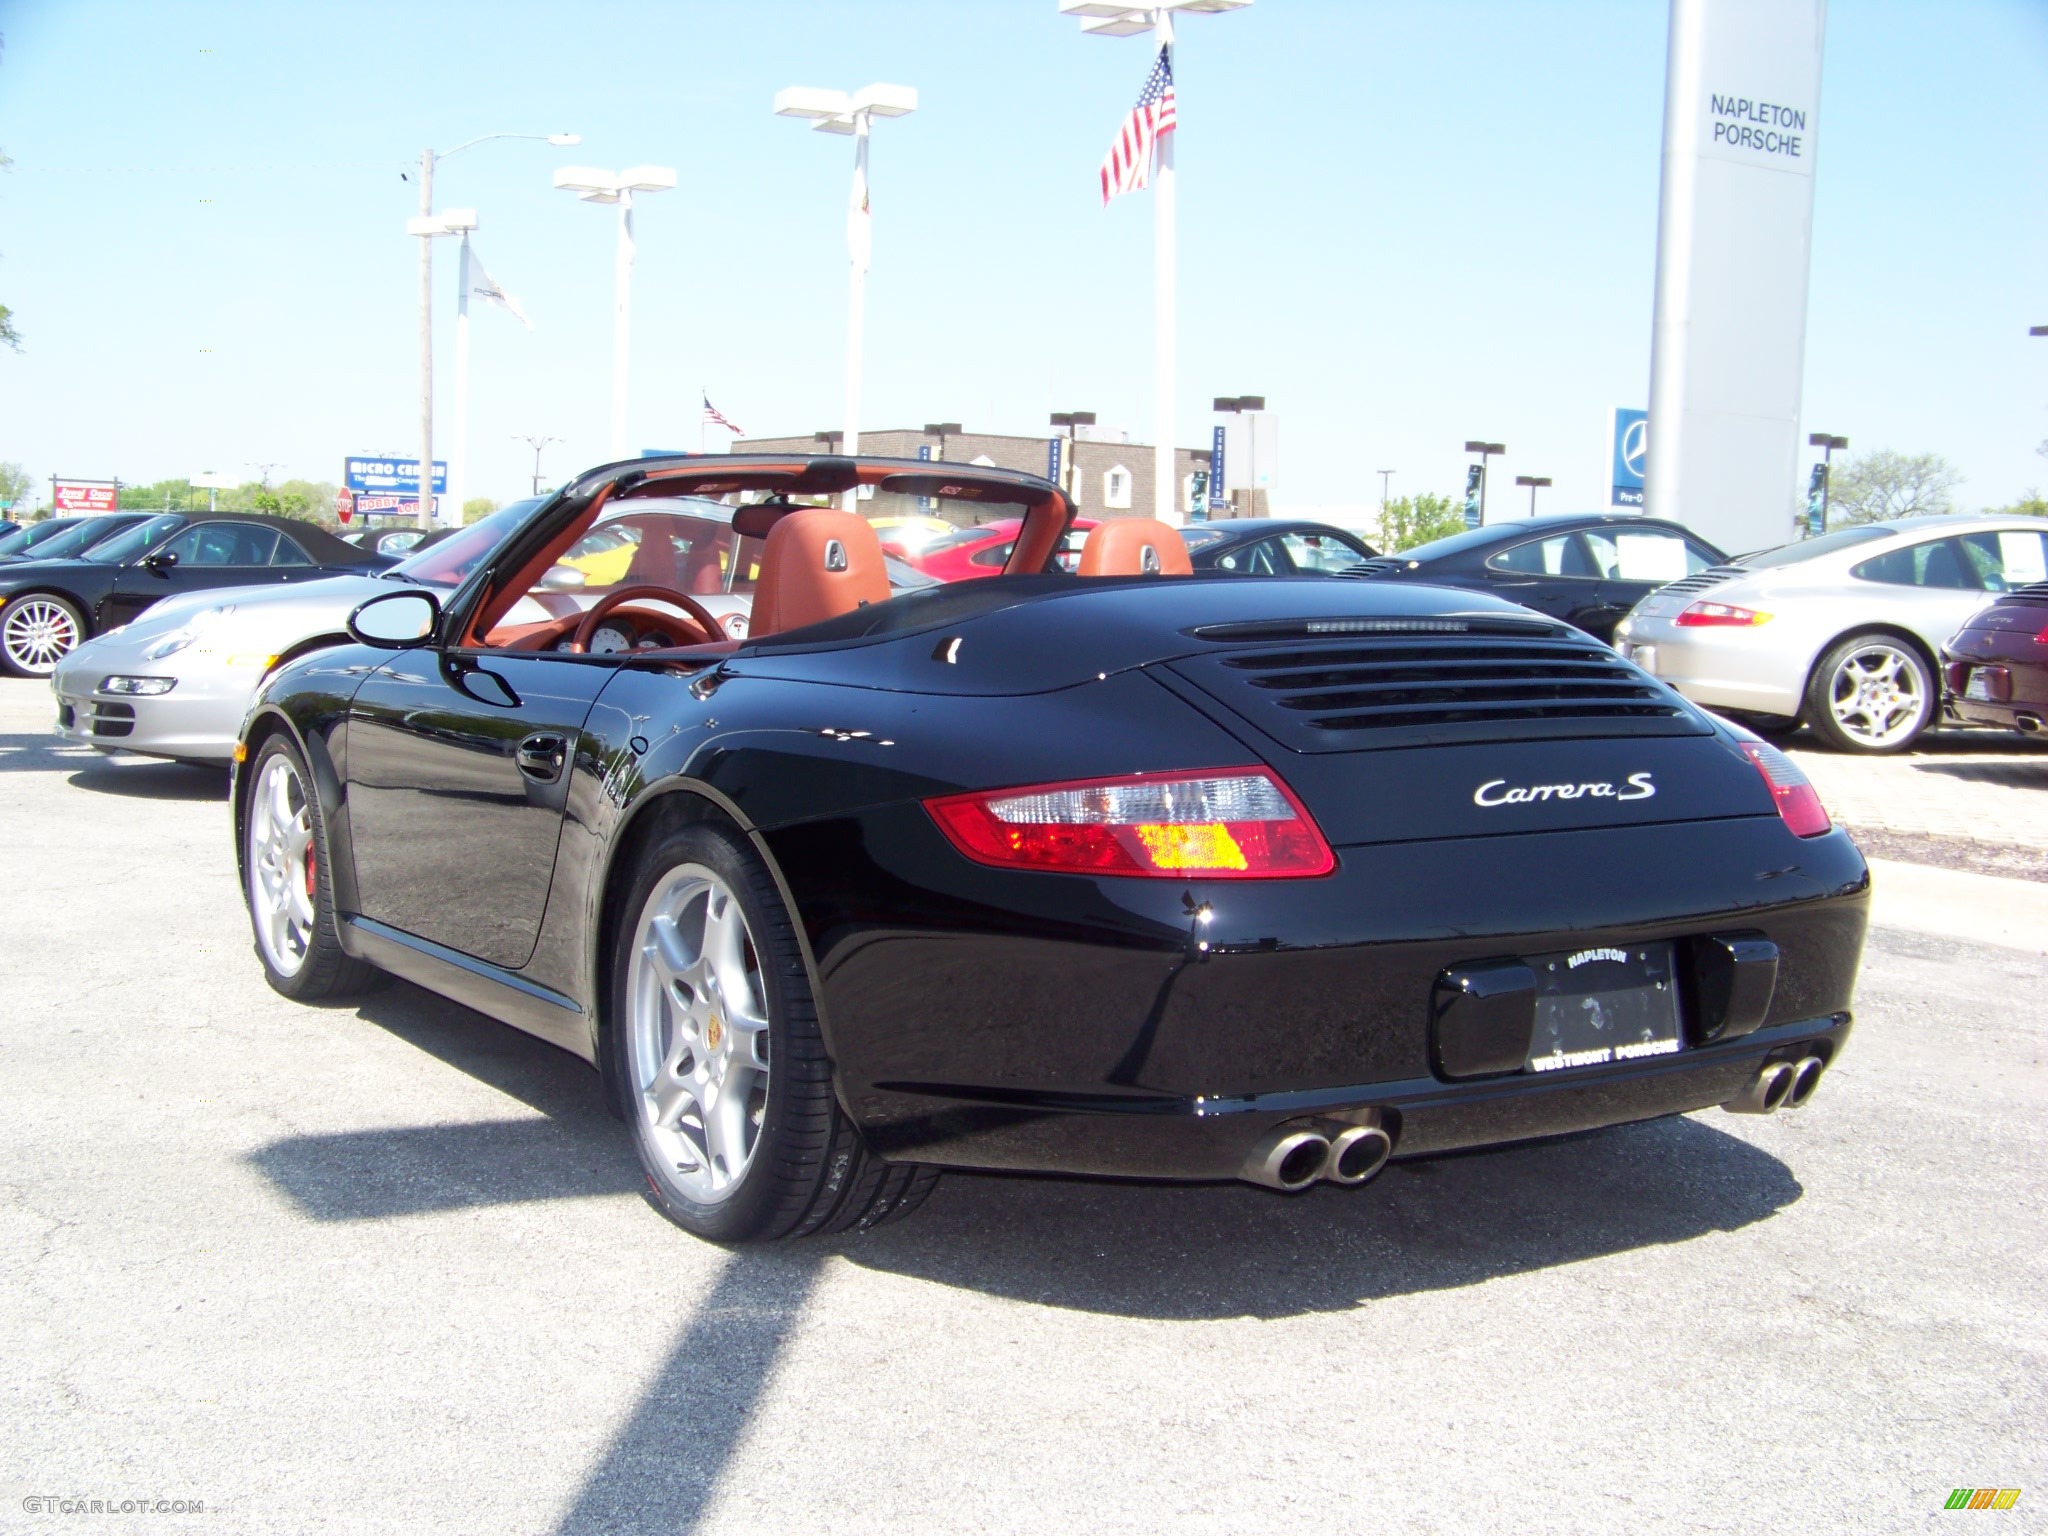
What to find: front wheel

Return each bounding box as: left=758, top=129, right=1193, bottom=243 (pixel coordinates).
left=611, top=818, right=936, bottom=1243
left=244, top=735, right=384, bottom=999
left=1, top=593, right=86, bottom=678
left=1804, top=633, right=1937, bottom=754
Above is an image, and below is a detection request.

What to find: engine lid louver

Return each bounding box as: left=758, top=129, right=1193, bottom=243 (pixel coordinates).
left=1648, top=565, right=1744, bottom=599
left=1166, top=625, right=1708, bottom=752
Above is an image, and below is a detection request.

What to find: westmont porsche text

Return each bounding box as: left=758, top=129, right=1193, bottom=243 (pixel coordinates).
left=231, top=456, right=1869, bottom=1244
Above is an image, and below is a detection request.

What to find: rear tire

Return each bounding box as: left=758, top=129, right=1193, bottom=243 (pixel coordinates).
left=244, top=734, right=385, bottom=1000
left=1804, top=632, right=1936, bottom=754
left=1, top=593, right=86, bottom=678
left=609, top=818, right=936, bottom=1243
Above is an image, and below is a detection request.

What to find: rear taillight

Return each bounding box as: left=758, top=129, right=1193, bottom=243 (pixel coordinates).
left=1676, top=601, right=1772, bottom=628
left=924, top=768, right=1336, bottom=879
left=1738, top=741, right=1831, bottom=838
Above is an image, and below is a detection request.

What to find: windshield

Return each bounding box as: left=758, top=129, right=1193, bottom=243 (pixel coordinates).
left=1, top=518, right=84, bottom=556
left=84, top=514, right=185, bottom=563
left=1740, top=524, right=1894, bottom=569
left=389, top=499, right=544, bottom=588
left=14, top=517, right=134, bottom=561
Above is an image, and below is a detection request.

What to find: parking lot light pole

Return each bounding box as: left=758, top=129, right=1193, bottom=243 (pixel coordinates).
left=553, top=165, right=679, bottom=461
left=1514, top=474, right=1552, bottom=517
left=1807, top=432, right=1849, bottom=531
left=923, top=422, right=962, bottom=464
left=775, top=83, right=918, bottom=496
left=514, top=434, right=562, bottom=498
left=1464, top=440, right=1506, bottom=523
left=412, top=131, right=578, bottom=530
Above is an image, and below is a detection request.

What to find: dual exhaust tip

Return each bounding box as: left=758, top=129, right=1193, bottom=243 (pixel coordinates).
left=1242, top=1119, right=1393, bottom=1192
left=1723, top=1054, right=1825, bottom=1116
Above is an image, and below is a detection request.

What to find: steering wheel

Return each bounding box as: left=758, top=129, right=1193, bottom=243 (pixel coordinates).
left=570, top=584, right=724, bottom=653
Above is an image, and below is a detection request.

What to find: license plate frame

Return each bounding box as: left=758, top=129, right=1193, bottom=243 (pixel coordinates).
left=1525, top=942, right=1684, bottom=1074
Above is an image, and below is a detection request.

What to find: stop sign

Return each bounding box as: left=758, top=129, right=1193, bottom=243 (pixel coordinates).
left=335, top=488, right=355, bottom=524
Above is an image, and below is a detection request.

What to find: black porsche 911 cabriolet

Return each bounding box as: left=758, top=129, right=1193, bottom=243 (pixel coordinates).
left=233, top=455, right=1868, bottom=1243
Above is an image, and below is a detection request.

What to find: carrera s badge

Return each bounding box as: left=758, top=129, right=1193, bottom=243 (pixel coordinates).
left=1473, top=773, right=1656, bottom=807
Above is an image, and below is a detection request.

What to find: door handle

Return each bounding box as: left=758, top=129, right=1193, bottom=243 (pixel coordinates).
left=516, top=733, right=568, bottom=783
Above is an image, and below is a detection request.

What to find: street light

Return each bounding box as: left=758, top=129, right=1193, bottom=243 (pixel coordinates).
left=1050, top=410, right=1097, bottom=497
left=775, top=81, right=918, bottom=488
left=553, top=165, right=678, bottom=461
left=1377, top=469, right=1394, bottom=507
left=1514, top=474, right=1552, bottom=516
left=923, top=422, right=963, bottom=463
left=514, top=434, right=562, bottom=498
left=411, top=130, right=577, bottom=529
left=1067, top=1, right=1254, bottom=523
left=1463, top=440, right=1506, bottom=524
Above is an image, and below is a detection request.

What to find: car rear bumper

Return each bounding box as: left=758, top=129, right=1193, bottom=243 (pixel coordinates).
left=766, top=808, right=1871, bottom=1181
left=1611, top=623, right=1805, bottom=717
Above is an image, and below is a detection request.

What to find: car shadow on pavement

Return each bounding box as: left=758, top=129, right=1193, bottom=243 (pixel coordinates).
left=0, top=729, right=229, bottom=798
left=842, top=1114, right=1799, bottom=1320
left=1914, top=756, right=2048, bottom=790
left=241, top=978, right=1804, bottom=1536
left=246, top=981, right=643, bottom=1221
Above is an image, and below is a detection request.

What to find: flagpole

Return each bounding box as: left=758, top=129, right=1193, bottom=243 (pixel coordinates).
left=449, top=234, right=471, bottom=529
left=699, top=385, right=708, bottom=454
left=844, top=113, right=871, bottom=507
left=611, top=192, right=635, bottom=460
left=1152, top=10, right=1177, bottom=525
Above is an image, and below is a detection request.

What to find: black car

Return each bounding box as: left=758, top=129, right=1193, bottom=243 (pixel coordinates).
left=233, top=455, right=1868, bottom=1244
left=0, top=512, right=153, bottom=566
left=1179, top=518, right=1377, bottom=576
left=1344, top=513, right=1728, bottom=643
left=0, top=515, right=131, bottom=562
left=0, top=512, right=387, bottom=678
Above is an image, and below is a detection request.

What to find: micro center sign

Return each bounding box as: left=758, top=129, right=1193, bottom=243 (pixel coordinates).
left=54, top=479, right=119, bottom=514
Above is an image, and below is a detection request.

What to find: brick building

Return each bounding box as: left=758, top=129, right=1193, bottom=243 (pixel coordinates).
left=732, top=427, right=1217, bottom=527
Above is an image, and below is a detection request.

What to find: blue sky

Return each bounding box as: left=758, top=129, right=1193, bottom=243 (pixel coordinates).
left=0, top=0, right=2042, bottom=513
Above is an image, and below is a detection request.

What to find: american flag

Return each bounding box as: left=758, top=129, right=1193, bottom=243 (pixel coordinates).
left=701, top=395, right=745, bottom=437
left=1099, top=45, right=1176, bottom=207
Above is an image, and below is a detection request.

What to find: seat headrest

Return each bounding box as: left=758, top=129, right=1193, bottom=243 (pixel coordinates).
left=1076, top=518, right=1193, bottom=577
left=749, top=507, right=890, bottom=637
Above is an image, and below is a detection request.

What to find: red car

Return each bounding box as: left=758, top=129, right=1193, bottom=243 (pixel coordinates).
left=908, top=516, right=1099, bottom=582
left=1944, top=580, right=2048, bottom=741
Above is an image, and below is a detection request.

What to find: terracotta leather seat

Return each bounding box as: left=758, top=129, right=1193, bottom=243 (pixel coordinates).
left=621, top=521, right=682, bottom=587
left=749, top=507, right=891, bottom=636
left=1076, top=518, right=1192, bottom=577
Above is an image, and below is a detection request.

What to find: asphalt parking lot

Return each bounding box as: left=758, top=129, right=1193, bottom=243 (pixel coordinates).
left=2, top=675, right=2043, bottom=1534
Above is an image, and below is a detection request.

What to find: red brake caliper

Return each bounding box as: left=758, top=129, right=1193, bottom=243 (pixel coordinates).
left=305, top=847, right=317, bottom=896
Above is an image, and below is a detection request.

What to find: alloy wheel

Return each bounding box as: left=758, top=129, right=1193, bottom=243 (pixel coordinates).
left=247, top=754, right=316, bottom=977
left=2, top=599, right=81, bottom=674
left=1826, top=641, right=1928, bottom=749
left=626, top=863, right=772, bottom=1205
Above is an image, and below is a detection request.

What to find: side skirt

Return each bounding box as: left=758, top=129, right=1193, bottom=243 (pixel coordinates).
left=340, top=915, right=596, bottom=1064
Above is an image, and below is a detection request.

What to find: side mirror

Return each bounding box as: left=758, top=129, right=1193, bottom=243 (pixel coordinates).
left=538, top=564, right=587, bottom=592
left=143, top=550, right=178, bottom=574
left=348, top=589, right=441, bottom=648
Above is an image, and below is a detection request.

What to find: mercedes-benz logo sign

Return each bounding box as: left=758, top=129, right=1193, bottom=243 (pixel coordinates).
left=1621, top=418, right=1648, bottom=478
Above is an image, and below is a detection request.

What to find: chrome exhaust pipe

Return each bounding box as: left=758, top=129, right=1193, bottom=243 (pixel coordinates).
left=1723, top=1060, right=1796, bottom=1116
left=2016, top=714, right=2042, bottom=735
left=1319, top=1122, right=1394, bottom=1186
left=1784, top=1055, right=1825, bottom=1109
left=1241, top=1126, right=1331, bottom=1192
